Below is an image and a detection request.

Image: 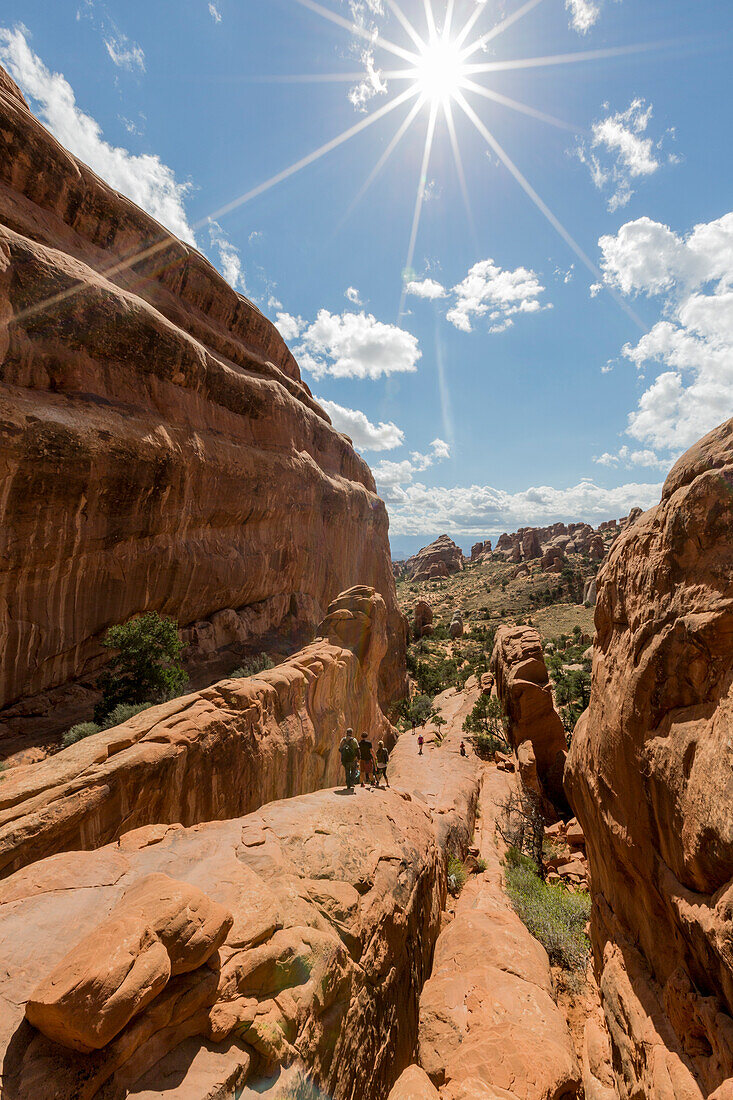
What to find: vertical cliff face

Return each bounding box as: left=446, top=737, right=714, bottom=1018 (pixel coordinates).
left=566, top=418, right=733, bottom=1100
left=0, top=65, right=406, bottom=738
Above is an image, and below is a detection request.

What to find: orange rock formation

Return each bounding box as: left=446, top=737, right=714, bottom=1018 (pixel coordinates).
left=0, top=64, right=406, bottom=748
left=567, top=418, right=733, bottom=1100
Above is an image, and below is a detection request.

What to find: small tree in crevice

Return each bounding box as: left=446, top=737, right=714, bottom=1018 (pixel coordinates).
left=496, top=786, right=546, bottom=875
left=463, top=695, right=509, bottom=758
left=95, top=611, right=186, bottom=723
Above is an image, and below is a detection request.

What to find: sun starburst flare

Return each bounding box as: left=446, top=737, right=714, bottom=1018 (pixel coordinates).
left=17, top=0, right=660, bottom=331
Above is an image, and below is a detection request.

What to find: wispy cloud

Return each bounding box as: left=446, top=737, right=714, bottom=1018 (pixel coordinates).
left=207, top=220, right=246, bottom=291
left=208, top=3, right=222, bottom=24
left=104, top=33, right=145, bottom=72
left=0, top=24, right=195, bottom=243
left=372, top=438, right=451, bottom=487
left=576, top=99, right=678, bottom=210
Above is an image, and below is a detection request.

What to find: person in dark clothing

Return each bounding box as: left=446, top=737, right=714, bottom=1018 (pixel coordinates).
left=339, top=727, right=359, bottom=789
left=375, top=740, right=390, bottom=787
left=460, top=741, right=467, bottom=757
left=359, top=732, right=376, bottom=786
left=418, top=734, right=424, bottom=755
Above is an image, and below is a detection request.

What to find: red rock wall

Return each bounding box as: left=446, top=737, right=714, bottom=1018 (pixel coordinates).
left=0, top=67, right=406, bottom=740
left=0, top=587, right=393, bottom=879
left=566, top=418, right=733, bottom=1100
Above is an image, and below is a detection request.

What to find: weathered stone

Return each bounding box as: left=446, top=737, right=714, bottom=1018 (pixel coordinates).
left=566, top=417, right=733, bottom=1099
left=0, top=67, right=406, bottom=750
left=0, top=587, right=394, bottom=878
left=414, top=601, right=434, bottom=640
left=491, top=625, right=567, bottom=801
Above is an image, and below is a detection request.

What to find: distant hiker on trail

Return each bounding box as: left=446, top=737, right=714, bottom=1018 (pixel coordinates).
left=375, top=740, right=390, bottom=787
left=411, top=719, right=416, bottom=735
left=418, top=733, right=424, bottom=756
left=359, top=732, right=376, bottom=787
left=460, top=741, right=467, bottom=757
left=339, top=728, right=359, bottom=789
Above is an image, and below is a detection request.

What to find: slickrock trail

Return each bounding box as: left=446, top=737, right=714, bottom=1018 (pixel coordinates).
left=0, top=65, right=406, bottom=751
left=391, top=722, right=581, bottom=1100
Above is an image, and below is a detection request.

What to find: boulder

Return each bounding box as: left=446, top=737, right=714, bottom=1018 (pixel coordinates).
left=0, top=66, right=406, bottom=748
left=387, top=1065, right=440, bottom=1100
left=0, top=587, right=394, bottom=879
left=490, top=625, right=567, bottom=801
left=0, top=785, right=445, bottom=1100
left=566, top=418, right=733, bottom=1100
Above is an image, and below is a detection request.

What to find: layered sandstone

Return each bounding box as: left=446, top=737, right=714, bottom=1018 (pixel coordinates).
left=406, top=536, right=464, bottom=582
left=0, top=66, right=406, bottom=746
left=0, top=784, right=444, bottom=1100
left=0, top=587, right=392, bottom=878
left=491, top=624, right=567, bottom=802
left=566, top=418, right=733, bottom=1100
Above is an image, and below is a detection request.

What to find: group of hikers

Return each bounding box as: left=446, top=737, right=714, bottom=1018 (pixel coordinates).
left=338, top=721, right=468, bottom=790
left=338, top=729, right=390, bottom=790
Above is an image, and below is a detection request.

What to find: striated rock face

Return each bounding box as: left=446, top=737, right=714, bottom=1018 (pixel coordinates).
left=407, top=536, right=464, bottom=582
left=0, top=66, right=406, bottom=745
left=566, top=418, right=733, bottom=1100
left=491, top=625, right=567, bottom=801
left=0, top=784, right=444, bottom=1100
left=0, top=587, right=393, bottom=878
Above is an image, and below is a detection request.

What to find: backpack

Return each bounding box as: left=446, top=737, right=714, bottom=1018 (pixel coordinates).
left=340, top=737, right=357, bottom=764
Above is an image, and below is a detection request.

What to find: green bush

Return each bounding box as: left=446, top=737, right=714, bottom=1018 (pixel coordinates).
left=62, top=702, right=153, bottom=749
left=95, top=612, right=186, bottom=722
left=230, top=652, right=275, bottom=678
left=62, top=722, right=101, bottom=748
left=505, top=861, right=591, bottom=970
left=475, top=856, right=488, bottom=873
left=447, top=855, right=467, bottom=895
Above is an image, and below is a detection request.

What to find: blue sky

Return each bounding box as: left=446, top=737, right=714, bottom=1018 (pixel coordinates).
left=1, top=0, right=731, bottom=556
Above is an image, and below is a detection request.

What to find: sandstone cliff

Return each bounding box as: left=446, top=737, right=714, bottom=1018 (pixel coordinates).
left=0, top=587, right=393, bottom=878
left=566, top=418, right=733, bottom=1100
left=406, top=535, right=464, bottom=582
left=0, top=65, right=406, bottom=746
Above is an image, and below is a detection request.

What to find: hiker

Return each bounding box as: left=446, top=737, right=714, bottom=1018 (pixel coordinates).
left=375, top=740, right=390, bottom=787
left=411, top=719, right=416, bottom=735
left=359, top=732, right=376, bottom=787
left=418, top=733, right=424, bottom=755
left=339, top=727, right=359, bottom=789
left=460, top=741, right=467, bottom=757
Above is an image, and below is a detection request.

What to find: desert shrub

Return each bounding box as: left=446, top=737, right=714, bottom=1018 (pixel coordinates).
left=62, top=702, right=153, bottom=749
left=95, top=612, right=186, bottom=722
left=396, top=693, right=434, bottom=730
left=102, top=702, right=153, bottom=729
left=447, top=855, right=467, bottom=895
left=505, top=861, right=591, bottom=971
left=475, top=856, right=488, bottom=873
left=463, top=695, right=509, bottom=755
left=62, top=722, right=101, bottom=748
left=230, top=652, right=275, bottom=678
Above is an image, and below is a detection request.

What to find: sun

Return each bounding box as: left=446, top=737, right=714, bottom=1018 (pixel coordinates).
left=413, top=35, right=466, bottom=107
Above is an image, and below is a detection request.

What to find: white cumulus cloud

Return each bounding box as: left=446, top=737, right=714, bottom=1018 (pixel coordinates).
left=446, top=258, right=549, bottom=333
left=372, top=438, right=451, bottom=486
left=576, top=99, right=677, bottom=211
left=380, top=477, right=662, bottom=537
left=317, top=398, right=404, bottom=451
left=405, top=278, right=447, bottom=300
left=0, top=25, right=195, bottom=244
left=597, top=210, right=733, bottom=453
left=294, top=310, right=421, bottom=380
